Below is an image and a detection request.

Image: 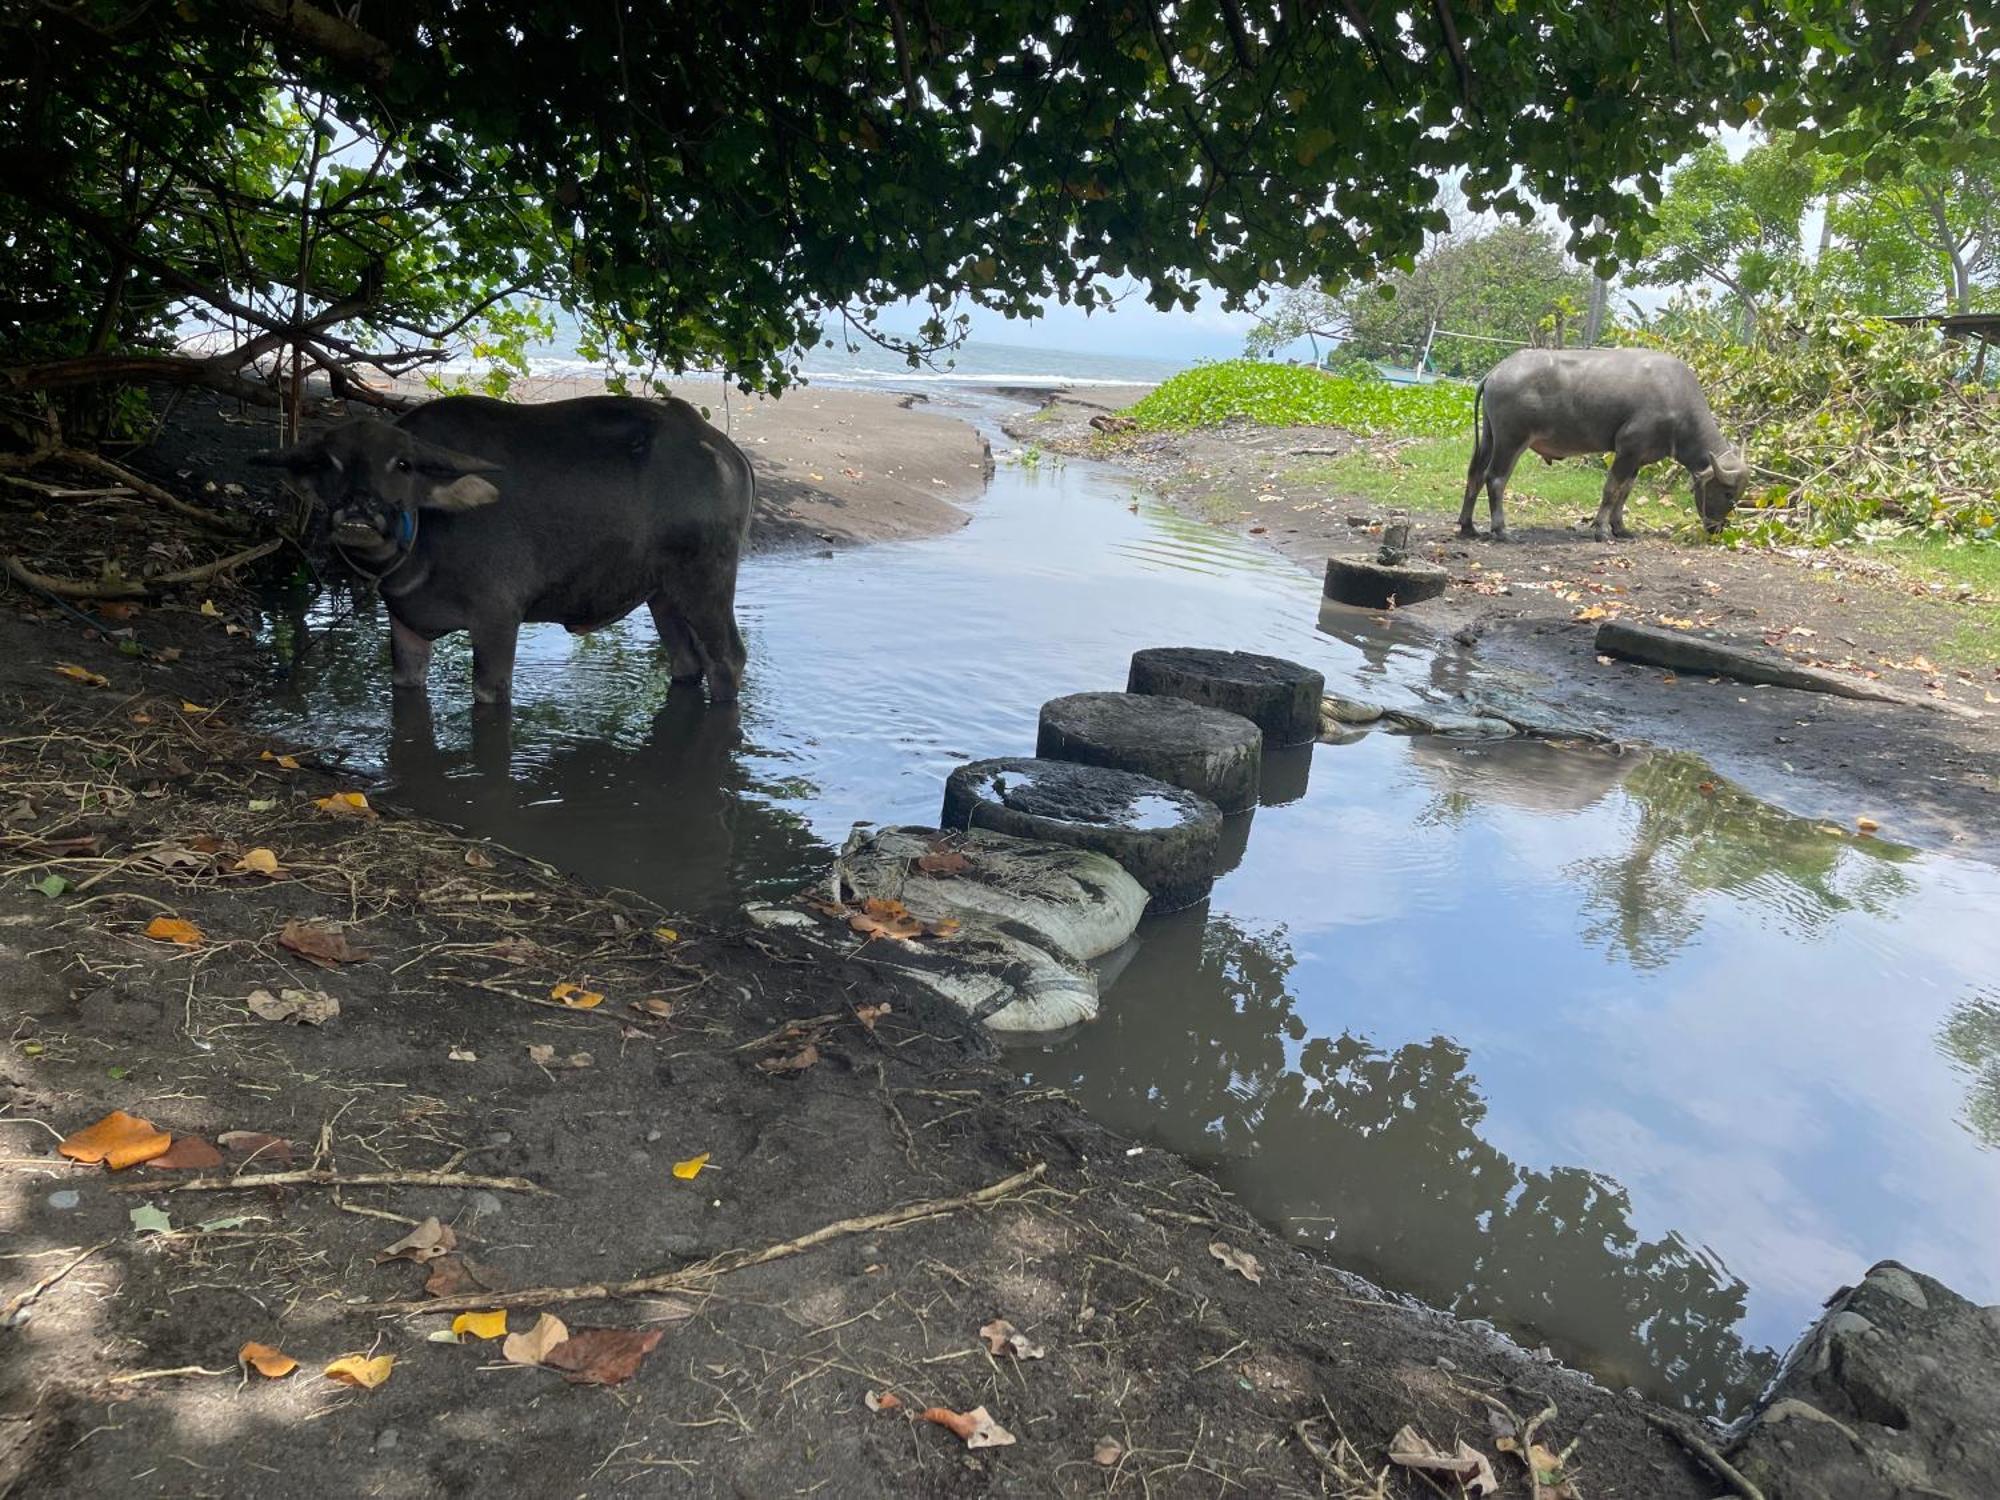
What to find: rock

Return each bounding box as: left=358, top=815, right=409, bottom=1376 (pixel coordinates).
left=1320, top=693, right=1385, bottom=726
left=1126, top=647, right=1325, bottom=747
left=1037, top=691, right=1262, bottom=814
left=941, top=758, right=1222, bottom=914
left=1323, top=553, right=1449, bottom=609
left=1727, top=1261, right=2000, bottom=1500
left=469, top=1191, right=504, bottom=1221
left=831, top=824, right=1146, bottom=963
left=46, top=1190, right=80, bottom=1211
left=374, top=1429, right=400, bottom=1454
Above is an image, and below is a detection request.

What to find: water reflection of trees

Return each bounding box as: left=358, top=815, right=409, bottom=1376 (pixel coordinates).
left=1053, top=912, right=1777, bottom=1416
left=1937, top=989, right=2000, bottom=1150
left=1566, top=754, right=1917, bottom=969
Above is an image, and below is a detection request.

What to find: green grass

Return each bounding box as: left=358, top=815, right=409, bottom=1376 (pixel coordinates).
left=1126, top=359, right=1474, bottom=437
left=1873, top=536, right=2000, bottom=666
left=1286, top=437, right=1696, bottom=532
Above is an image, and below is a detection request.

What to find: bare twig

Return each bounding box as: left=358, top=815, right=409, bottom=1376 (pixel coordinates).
left=108, top=1168, right=545, bottom=1195
left=1641, top=1410, right=1766, bottom=1500
left=386, top=1162, right=1046, bottom=1314
left=6, top=538, right=283, bottom=601
left=1, top=1239, right=114, bottom=1325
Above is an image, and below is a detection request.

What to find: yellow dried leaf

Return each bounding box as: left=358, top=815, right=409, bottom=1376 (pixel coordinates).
left=198, top=599, right=221, bottom=617
left=235, top=847, right=282, bottom=876
left=180, top=701, right=213, bottom=715
left=451, top=1310, right=509, bottom=1341
left=314, top=791, right=374, bottom=819
left=58, top=1110, right=174, bottom=1170
left=323, top=1353, right=394, bottom=1389
left=550, top=981, right=604, bottom=1009
left=144, top=916, right=204, bottom=947
left=259, top=750, right=301, bottom=771
left=671, top=1152, right=710, bottom=1181
left=653, top=926, right=679, bottom=944
left=54, top=663, right=110, bottom=688
left=239, top=1342, right=298, bottom=1378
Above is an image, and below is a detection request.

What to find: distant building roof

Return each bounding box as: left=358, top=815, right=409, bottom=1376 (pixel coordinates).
left=1878, top=311, right=2000, bottom=343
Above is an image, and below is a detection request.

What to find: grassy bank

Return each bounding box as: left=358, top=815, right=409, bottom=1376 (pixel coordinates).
left=1126, top=358, right=1473, bottom=436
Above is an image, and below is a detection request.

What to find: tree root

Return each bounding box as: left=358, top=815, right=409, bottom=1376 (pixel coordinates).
left=1641, top=1411, right=1766, bottom=1500
left=0, top=446, right=253, bottom=534
left=107, top=1168, right=545, bottom=1195
left=5, top=537, right=282, bottom=600
left=385, top=1162, right=1047, bottom=1315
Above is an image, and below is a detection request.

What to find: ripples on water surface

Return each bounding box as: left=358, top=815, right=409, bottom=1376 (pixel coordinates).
left=258, top=397, right=2000, bottom=1416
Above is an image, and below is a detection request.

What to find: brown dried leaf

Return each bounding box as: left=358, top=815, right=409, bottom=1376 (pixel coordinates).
left=424, top=1255, right=508, bottom=1298
left=150, top=1135, right=223, bottom=1170
left=374, top=1216, right=456, bottom=1265
left=1208, top=1241, right=1262, bottom=1284
left=246, top=987, right=340, bottom=1025
left=920, top=1405, right=1015, bottom=1449
left=914, top=845, right=974, bottom=876
left=1387, top=1426, right=1498, bottom=1494
left=278, top=919, right=365, bottom=966
left=502, top=1312, right=571, bottom=1366
left=1093, top=1437, right=1124, bottom=1467
left=977, top=1318, right=1047, bottom=1361
left=218, top=1130, right=293, bottom=1166
left=756, top=1043, right=819, bottom=1075
left=526, top=1043, right=593, bottom=1070
left=864, top=1390, right=903, bottom=1413
left=540, top=1326, right=664, bottom=1386
left=853, top=1002, right=892, bottom=1032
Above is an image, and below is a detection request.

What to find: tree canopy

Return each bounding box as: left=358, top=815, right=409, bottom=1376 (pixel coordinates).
left=1, top=1, right=1990, bottom=403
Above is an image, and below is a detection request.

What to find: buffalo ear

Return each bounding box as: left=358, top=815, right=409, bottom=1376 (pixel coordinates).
left=423, top=472, right=502, bottom=511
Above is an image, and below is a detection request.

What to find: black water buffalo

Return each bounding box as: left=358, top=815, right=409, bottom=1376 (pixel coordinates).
left=1460, top=348, right=1749, bottom=542
left=257, top=395, right=753, bottom=705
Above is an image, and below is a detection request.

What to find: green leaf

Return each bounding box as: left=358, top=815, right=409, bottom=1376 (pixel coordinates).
left=130, top=1204, right=173, bottom=1236
left=32, top=875, right=67, bottom=898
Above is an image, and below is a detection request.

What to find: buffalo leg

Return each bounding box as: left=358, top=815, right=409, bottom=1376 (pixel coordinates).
left=1458, top=451, right=1488, bottom=538
left=388, top=615, right=433, bottom=691
left=469, top=619, right=518, bottom=706
left=648, top=598, right=706, bottom=685
left=1593, top=454, right=1642, bottom=542
left=1481, top=442, right=1523, bottom=541
left=687, top=603, right=745, bottom=705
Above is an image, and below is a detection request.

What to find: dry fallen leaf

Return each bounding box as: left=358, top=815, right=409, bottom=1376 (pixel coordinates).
left=1387, top=1427, right=1498, bottom=1495
left=278, top=918, right=365, bottom=966
left=756, top=1043, right=819, bottom=1075
left=978, top=1318, right=1047, bottom=1361
left=853, top=1002, right=892, bottom=1032
left=462, top=846, right=495, bottom=869
left=239, top=1342, right=298, bottom=1378
left=633, top=997, right=675, bottom=1019
left=850, top=897, right=924, bottom=943
left=920, top=1405, right=1016, bottom=1449
left=1208, top=1241, right=1262, bottom=1284
left=54, top=663, right=110, bottom=688
left=671, top=1152, right=710, bottom=1181
left=425, top=1254, right=508, bottom=1298
left=448, top=1046, right=477, bottom=1062
left=1856, top=815, right=1881, bottom=832
left=150, top=1136, right=223, bottom=1170
left=374, top=1217, right=456, bottom=1265
left=234, top=847, right=283, bottom=877
left=864, top=1390, right=903, bottom=1413
left=218, top=1131, right=292, bottom=1166
left=452, top=1310, right=509, bottom=1341
left=144, top=916, right=204, bottom=948
left=525, top=1043, right=593, bottom=1069
left=323, top=1353, right=394, bottom=1389
left=503, top=1312, right=571, bottom=1366
left=541, top=1326, right=664, bottom=1386
left=914, top=845, right=974, bottom=876
left=652, top=925, right=679, bottom=944
left=179, top=700, right=214, bottom=715
left=550, top=981, right=605, bottom=1009
left=259, top=750, right=301, bottom=771
left=1093, top=1437, right=1124, bottom=1467
left=313, top=791, right=376, bottom=820
left=58, top=1110, right=173, bottom=1170
left=246, top=987, right=340, bottom=1025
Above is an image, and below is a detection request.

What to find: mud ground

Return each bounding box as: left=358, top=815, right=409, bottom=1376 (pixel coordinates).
left=1012, top=392, right=2000, bottom=863
left=0, top=384, right=1869, bottom=1497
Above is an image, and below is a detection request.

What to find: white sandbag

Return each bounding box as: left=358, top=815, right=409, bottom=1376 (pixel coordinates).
left=742, top=898, right=1098, bottom=1032
left=829, top=824, right=1146, bottom=963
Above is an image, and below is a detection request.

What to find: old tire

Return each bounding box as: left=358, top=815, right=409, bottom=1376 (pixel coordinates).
left=1323, top=554, right=1449, bottom=609
left=941, top=758, right=1221, bottom=914
left=1036, top=691, right=1262, bottom=814
left=1126, top=647, right=1326, bottom=747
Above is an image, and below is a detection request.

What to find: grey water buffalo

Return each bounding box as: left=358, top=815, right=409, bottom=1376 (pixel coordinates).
left=1460, top=348, right=1749, bottom=542
left=256, top=395, right=753, bottom=705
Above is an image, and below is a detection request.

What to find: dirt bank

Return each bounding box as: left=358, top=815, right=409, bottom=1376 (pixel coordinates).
left=0, top=385, right=1777, bottom=1498
left=1011, top=393, right=2000, bottom=863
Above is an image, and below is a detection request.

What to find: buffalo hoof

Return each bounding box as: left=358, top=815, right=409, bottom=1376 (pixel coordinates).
left=1457, top=520, right=1478, bottom=539
left=1126, top=646, right=1324, bottom=748
left=1037, top=691, right=1262, bottom=814
left=941, top=758, right=1221, bottom=914
left=1323, top=554, right=1449, bottom=610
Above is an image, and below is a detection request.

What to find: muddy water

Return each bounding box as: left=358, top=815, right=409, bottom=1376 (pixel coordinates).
left=257, top=397, right=2000, bottom=1416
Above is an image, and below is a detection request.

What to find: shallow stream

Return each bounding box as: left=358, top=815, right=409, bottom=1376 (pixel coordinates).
left=257, top=394, right=2000, bottom=1416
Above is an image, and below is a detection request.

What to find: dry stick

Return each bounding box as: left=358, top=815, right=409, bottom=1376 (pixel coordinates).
left=1, top=1238, right=114, bottom=1324
left=387, top=1162, right=1047, bottom=1315
left=107, top=1169, right=545, bottom=1196
left=1641, top=1410, right=1766, bottom=1500
left=1518, top=1403, right=1557, bottom=1500
left=4, top=538, right=282, bottom=601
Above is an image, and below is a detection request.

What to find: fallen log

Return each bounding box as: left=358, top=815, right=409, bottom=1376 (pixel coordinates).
left=5, top=537, right=283, bottom=600
left=1594, top=620, right=1982, bottom=719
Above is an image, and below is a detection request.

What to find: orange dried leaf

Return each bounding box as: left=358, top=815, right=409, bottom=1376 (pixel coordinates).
left=323, top=1353, right=394, bottom=1389
left=144, top=916, right=203, bottom=947
left=920, top=1405, right=1016, bottom=1449
left=865, top=1390, right=903, bottom=1413
left=550, top=981, right=605, bottom=1009
left=58, top=1110, right=173, bottom=1170
left=239, top=1342, right=298, bottom=1378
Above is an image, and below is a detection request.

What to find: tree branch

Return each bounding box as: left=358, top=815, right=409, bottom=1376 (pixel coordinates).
left=230, top=0, right=394, bottom=82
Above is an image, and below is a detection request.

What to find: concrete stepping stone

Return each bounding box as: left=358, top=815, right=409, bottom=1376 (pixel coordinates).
left=1035, top=691, right=1262, bottom=814
left=1323, top=553, right=1449, bottom=609
left=941, top=757, right=1221, bottom=914
left=1126, top=647, right=1325, bottom=747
